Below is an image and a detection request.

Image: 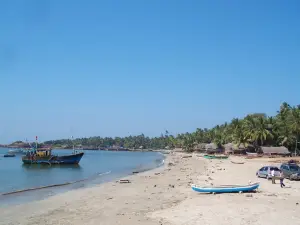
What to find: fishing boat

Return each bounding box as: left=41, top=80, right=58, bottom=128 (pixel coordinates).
left=8, top=148, right=25, bottom=155
left=21, top=136, right=84, bottom=165
left=203, top=154, right=228, bottom=159
left=191, top=182, right=259, bottom=193
left=4, top=154, right=16, bottom=157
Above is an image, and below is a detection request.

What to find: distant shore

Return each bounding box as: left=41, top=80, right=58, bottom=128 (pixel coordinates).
left=0, top=146, right=172, bottom=153
left=1, top=153, right=300, bottom=225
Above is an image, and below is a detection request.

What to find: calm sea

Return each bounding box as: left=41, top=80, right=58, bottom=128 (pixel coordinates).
left=0, top=148, right=164, bottom=206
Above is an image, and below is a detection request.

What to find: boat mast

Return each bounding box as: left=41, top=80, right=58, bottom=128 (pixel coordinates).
left=72, top=136, right=75, bottom=153
left=35, top=136, right=38, bottom=150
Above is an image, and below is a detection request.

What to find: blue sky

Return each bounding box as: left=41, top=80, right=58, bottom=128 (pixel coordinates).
left=0, top=0, right=299, bottom=143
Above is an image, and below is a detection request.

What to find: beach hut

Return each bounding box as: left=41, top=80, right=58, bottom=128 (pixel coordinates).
left=260, top=146, right=291, bottom=156
left=193, top=143, right=207, bottom=152
left=224, top=143, right=234, bottom=154
left=205, top=143, right=223, bottom=154
left=224, top=143, right=247, bottom=155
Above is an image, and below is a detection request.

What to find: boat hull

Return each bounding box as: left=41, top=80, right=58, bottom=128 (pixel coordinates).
left=191, top=182, right=259, bottom=193
left=203, top=155, right=228, bottom=159
left=4, top=154, right=16, bottom=157
left=22, top=152, right=84, bottom=165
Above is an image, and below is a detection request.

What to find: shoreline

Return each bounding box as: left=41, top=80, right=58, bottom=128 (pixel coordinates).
left=1, top=153, right=300, bottom=225
left=0, top=152, right=166, bottom=207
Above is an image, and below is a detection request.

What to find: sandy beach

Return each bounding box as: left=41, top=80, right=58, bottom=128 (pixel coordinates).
left=1, top=153, right=300, bottom=225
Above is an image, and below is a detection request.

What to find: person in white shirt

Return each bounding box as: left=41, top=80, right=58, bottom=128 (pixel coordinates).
left=271, top=169, right=275, bottom=184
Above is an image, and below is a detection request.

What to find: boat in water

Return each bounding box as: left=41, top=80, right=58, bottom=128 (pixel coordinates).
left=22, top=136, right=84, bottom=165
left=4, top=154, right=16, bottom=157
left=191, top=182, right=259, bottom=193
left=22, top=150, right=84, bottom=165
left=8, top=148, right=25, bottom=155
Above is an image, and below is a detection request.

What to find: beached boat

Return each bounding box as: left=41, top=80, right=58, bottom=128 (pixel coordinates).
left=231, top=160, right=245, bottom=164
left=246, top=152, right=258, bottom=156
left=191, top=182, right=259, bottom=193
left=4, top=154, right=16, bottom=157
left=203, top=155, right=228, bottom=159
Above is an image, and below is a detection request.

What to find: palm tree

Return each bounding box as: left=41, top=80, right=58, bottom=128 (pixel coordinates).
left=181, top=133, right=195, bottom=152
left=243, top=115, right=273, bottom=149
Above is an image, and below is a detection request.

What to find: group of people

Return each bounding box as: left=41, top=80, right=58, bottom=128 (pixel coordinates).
left=271, top=169, right=285, bottom=188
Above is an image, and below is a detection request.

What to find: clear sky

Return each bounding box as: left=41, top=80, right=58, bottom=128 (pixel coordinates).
left=0, top=0, right=299, bottom=143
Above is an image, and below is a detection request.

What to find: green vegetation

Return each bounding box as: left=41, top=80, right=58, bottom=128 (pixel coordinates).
left=34, top=103, right=300, bottom=153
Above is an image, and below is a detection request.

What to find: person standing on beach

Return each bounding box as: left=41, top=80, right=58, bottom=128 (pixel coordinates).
left=271, top=169, right=276, bottom=184
left=279, top=170, right=285, bottom=188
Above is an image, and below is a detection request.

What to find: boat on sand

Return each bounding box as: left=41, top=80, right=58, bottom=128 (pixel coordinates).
left=191, top=182, right=259, bottom=193
left=203, top=155, right=228, bottom=159
left=231, top=160, right=245, bottom=164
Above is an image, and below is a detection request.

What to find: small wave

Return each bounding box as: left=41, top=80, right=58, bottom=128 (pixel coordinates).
left=1, top=170, right=112, bottom=196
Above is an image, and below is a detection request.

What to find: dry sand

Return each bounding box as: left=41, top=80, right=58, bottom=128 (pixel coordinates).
left=1, top=153, right=300, bottom=225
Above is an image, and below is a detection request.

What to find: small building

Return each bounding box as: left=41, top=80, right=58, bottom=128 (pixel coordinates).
left=205, top=143, right=223, bottom=154
left=193, top=143, right=207, bottom=152
left=224, top=143, right=247, bottom=155
left=260, top=146, right=291, bottom=156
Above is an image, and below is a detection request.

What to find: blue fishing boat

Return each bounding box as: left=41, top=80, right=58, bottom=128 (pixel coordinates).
left=191, top=182, right=259, bottom=193
left=22, top=136, right=84, bottom=165
left=4, top=154, right=16, bottom=157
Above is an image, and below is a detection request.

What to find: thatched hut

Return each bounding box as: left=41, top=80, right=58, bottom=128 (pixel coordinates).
left=205, top=143, right=223, bottom=154
left=193, top=143, right=207, bottom=152
left=260, top=146, right=290, bottom=156
left=224, top=143, right=247, bottom=155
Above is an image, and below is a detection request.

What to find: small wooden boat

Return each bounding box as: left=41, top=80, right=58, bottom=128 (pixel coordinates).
left=246, top=152, right=258, bottom=156
left=191, top=182, right=259, bottom=193
left=203, top=155, right=228, bottom=159
left=231, top=160, right=245, bottom=164
left=4, top=154, right=16, bottom=157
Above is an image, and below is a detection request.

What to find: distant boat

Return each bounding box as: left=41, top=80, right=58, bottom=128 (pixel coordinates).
left=8, top=149, right=25, bottom=155
left=203, top=155, right=228, bottom=159
left=4, top=154, right=16, bottom=157
left=191, top=182, right=260, bottom=193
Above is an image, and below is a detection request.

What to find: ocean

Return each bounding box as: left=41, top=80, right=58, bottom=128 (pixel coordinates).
left=0, top=148, right=164, bottom=206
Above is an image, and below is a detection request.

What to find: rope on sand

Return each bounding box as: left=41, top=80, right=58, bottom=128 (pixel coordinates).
left=1, top=171, right=111, bottom=196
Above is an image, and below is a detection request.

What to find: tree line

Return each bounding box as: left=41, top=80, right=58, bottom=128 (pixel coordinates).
left=42, top=102, right=299, bottom=153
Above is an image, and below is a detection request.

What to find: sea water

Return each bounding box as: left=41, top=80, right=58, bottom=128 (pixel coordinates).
left=0, top=148, right=164, bottom=206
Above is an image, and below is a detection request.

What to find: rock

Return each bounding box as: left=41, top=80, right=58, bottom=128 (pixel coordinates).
left=265, top=193, right=277, bottom=197
left=246, top=194, right=253, bottom=197
left=168, top=163, right=175, bottom=166
left=208, top=177, right=213, bottom=180
left=154, top=185, right=157, bottom=187
left=107, top=197, right=113, bottom=200
left=296, top=202, right=299, bottom=205
left=169, top=184, right=175, bottom=188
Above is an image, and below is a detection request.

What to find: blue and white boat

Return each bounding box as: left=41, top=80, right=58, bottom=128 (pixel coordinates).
left=191, top=182, right=259, bottom=193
